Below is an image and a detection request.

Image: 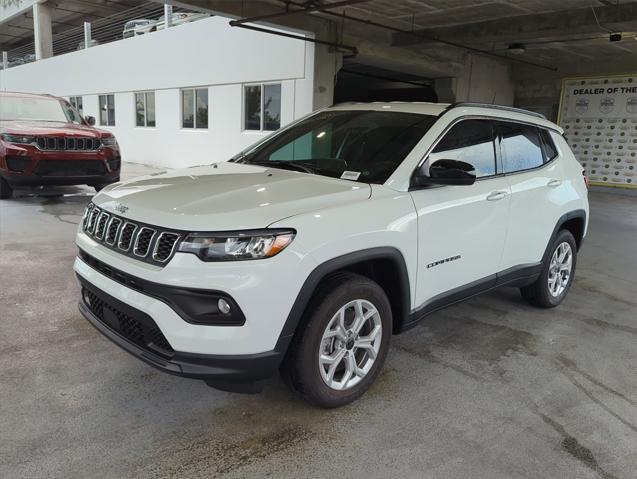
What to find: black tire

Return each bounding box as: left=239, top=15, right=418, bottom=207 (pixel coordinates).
left=0, top=176, right=13, bottom=199
left=520, top=229, right=577, bottom=308
left=281, top=272, right=392, bottom=408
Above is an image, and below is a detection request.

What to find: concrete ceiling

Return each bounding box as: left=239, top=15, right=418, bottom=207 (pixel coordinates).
left=2, top=0, right=635, bottom=75
left=0, top=0, right=152, bottom=51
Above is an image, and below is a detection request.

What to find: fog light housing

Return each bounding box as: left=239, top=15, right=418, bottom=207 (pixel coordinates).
left=218, top=298, right=231, bottom=314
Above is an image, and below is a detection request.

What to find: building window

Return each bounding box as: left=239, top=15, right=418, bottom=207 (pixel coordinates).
left=135, top=91, right=156, bottom=127
left=69, top=96, right=83, bottom=114
left=98, top=94, right=115, bottom=126
left=182, top=88, right=208, bottom=129
left=244, top=83, right=281, bottom=131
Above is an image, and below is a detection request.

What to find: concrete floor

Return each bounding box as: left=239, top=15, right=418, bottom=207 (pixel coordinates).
left=1, top=164, right=636, bottom=479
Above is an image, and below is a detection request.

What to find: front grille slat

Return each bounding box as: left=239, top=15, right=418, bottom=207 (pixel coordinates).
left=34, top=135, right=99, bottom=151
left=133, top=227, right=156, bottom=257
left=152, top=232, right=180, bottom=263
left=81, top=203, right=180, bottom=266
left=105, top=217, right=122, bottom=245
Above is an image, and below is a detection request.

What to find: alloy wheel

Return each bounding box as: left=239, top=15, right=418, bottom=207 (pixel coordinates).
left=548, top=242, right=573, bottom=297
left=318, top=299, right=382, bottom=391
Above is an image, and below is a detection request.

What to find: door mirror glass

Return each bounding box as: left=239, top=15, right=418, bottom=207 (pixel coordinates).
left=412, top=159, right=476, bottom=187
left=85, top=115, right=96, bottom=126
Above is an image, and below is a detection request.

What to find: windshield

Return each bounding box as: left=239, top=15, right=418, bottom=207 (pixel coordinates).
left=233, top=110, right=437, bottom=184
left=0, top=96, right=83, bottom=124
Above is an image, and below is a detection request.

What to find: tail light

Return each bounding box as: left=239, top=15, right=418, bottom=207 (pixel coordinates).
left=583, top=172, right=589, bottom=189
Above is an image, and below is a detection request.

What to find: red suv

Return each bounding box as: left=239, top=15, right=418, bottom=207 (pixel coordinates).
left=0, top=91, right=121, bottom=199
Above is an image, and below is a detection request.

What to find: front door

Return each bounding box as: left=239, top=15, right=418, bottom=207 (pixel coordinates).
left=410, top=119, right=510, bottom=309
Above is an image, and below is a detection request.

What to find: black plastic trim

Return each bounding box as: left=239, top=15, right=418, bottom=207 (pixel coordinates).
left=274, top=247, right=411, bottom=351
left=78, top=295, right=282, bottom=393
left=401, top=262, right=542, bottom=331
left=78, top=249, right=246, bottom=326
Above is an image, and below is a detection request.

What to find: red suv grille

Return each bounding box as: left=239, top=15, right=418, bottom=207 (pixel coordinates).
left=36, top=136, right=101, bottom=151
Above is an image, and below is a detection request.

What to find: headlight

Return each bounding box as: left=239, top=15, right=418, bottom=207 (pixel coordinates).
left=101, top=136, right=118, bottom=147
left=177, top=229, right=295, bottom=261
left=1, top=134, right=37, bottom=145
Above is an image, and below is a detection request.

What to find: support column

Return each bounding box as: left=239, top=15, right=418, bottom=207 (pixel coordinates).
left=33, top=1, right=53, bottom=60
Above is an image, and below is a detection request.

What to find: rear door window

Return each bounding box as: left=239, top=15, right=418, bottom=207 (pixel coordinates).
left=496, top=121, right=544, bottom=173
left=428, top=119, right=496, bottom=178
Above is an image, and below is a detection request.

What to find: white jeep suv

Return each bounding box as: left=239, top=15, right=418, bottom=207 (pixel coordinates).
left=75, top=102, right=589, bottom=408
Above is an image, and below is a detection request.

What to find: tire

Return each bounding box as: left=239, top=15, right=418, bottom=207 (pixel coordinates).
left=0, top=176, right=13, bottom=199
left=520, top=229, right=577, bottom=308
left=281, top=272, right=392, bottom=408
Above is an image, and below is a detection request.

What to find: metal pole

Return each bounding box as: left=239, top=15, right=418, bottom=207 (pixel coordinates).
left=83, top=22, right=91, bottom=49
left=164, top=4, right=173, bottom=29
left=2, top=52, right=8, bottom=70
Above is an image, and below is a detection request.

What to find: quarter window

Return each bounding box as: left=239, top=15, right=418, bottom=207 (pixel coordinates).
left=182, top=88, right=208, bottom=129
left=539, top=128, right=558, bottom=161
left=243, top=83, right=281, bottom=131
left=428, top=119, right=496, bottom=178
left=135, top=91, right=156, bottom=127
left=497, top=122, right=544, bottom=173
left=98, top=94, right=115, bottom=126
left=69, top=96, right=83, bottom=114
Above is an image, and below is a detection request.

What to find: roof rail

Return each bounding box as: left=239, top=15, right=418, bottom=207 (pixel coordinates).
left=446, top=102, right=547, bottom=120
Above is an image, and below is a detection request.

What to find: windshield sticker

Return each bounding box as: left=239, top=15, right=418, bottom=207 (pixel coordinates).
left=340, top=171, right=361, bottom=181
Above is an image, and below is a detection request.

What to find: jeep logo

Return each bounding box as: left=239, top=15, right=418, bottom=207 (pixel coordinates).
left=113, top=203, right=129, bottom=214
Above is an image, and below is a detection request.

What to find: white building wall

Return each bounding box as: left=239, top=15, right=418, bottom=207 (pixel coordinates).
left=0, top=16, right=316, bottom=169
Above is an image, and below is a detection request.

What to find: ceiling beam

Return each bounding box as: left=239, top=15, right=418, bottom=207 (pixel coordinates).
left=393, top=3, right=637, bottom=47
left=229, top=0, right=370, bottom=26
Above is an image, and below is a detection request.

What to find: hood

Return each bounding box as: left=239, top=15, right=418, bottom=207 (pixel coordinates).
left=94, top=162, right=371, bottom=231
left=0, top=120, right=107, bottom=138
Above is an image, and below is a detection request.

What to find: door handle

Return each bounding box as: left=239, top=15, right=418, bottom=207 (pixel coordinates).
left=486, top=190, right=508, bottom=201
left=547, top=178, right=562, bottom=188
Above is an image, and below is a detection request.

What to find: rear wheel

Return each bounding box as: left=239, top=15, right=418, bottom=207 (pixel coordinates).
left=0, top=176, right=13, bottom=199
left=520, top=229, right=577, bottom=308
left=282, top=272, right=392, bottom=408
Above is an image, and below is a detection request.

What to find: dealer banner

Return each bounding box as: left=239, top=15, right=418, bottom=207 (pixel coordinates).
left=557, top=75, right=637, bottom=188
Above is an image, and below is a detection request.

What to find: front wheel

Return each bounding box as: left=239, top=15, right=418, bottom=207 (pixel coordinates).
left=520, top=229, right=578, bottom=308
left=281, top=272, right=392, bottom=408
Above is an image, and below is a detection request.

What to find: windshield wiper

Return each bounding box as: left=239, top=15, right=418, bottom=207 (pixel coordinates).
left=248, top=160, right=321, bottom=175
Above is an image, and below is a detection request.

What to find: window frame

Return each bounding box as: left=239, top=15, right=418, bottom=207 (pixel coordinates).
left=69, top=96, right=83, bottom=115
left=494, top=120, right=547, bottom=175
left=98, top=94, right=116, bottom=126
left=242, top=82, right=282, bottom=132
left=413, top=115, right=562, bottom=188
left=425, top=118, right=499, bottom=180
left=181, top=87, right=208, bottom=130
left=135, top=91, right=156, bottom=128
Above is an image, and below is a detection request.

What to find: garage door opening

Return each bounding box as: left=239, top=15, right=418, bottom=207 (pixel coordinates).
left=334, top=62, right=437, bottom=104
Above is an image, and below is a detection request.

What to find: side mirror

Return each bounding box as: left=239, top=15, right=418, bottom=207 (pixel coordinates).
left=412, top=159, right=476, bottom=187
left=85, top=115, right=96, bottom=126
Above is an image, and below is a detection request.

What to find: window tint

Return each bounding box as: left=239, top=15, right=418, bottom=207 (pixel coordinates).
left=69, top=96, right=83, bottom=114
left=428, top=119, right=496, bottom=178
left=182, top=88, right=208, bottom=129
left=539, top=128, right=557, bottom=161
left=244, top=83, right=281, bottom=131
left=98, top=94, right=115, bottom=126
left=263, top=84, right=281, bottom=130
left=497, top=122, right=544, bottom=173
left=135, top=92, right=155, bottom=127
left=236, top=110, right=437, bottom=184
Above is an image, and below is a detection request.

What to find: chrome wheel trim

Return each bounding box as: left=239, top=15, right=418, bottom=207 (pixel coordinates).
left=318, top=299, right=382, bottom=391
left=548, top=242, right=573, bottom=297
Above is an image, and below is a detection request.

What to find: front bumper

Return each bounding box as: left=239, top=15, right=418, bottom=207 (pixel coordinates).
left=77, top=271, right=284, bottom=393
left=1, top=145, right=120, bottom=187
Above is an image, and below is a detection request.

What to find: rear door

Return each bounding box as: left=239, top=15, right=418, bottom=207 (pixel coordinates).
left=410, top=119, right=511, bottom=307
left=496, top=121, right=565, bottom=270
